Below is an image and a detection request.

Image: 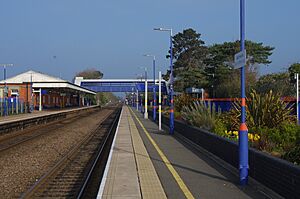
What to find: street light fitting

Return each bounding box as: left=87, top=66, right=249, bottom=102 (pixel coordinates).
left=0, top=63, right=13, bottom=67
left=139, top=66, right=148, bottom=71
left=143, top=54, right=155, bottom=60
left=154, top=27, right=172, bottom=32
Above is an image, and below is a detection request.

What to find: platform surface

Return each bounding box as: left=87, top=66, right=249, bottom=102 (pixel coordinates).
left=130, top=107, right=280, bottom=199
left=98, top=106, right=166, bottom=199
left=0, top=106, right=96, bottom=125
left=98, top=106, right=280, bottom=199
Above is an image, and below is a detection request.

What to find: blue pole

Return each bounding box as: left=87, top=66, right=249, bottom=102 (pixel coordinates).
left=239, top=0, right=249, bottom=186
left=4, top=66, right=7, bottom=116
left=170, top=30, right=174, bottom=135
left=298, top=104, right=300, bottom=125
left=30, top=73, right=33, bottom=112
left=153, top=57, right=156, bottom=121
left=297, top=73, right=299, bottom=125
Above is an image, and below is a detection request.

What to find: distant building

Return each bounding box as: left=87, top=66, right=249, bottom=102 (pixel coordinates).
left=0, top=70, right=96, bottom=111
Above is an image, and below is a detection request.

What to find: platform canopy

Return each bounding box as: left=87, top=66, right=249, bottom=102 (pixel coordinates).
left=0, top=70, right=96, bottom=95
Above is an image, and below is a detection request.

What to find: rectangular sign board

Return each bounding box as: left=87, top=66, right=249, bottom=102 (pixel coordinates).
left=234, top=50, right=246, bottom=69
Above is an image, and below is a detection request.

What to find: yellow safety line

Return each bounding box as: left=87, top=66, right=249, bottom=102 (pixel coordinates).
left=129, top=107, right=195, bottom=199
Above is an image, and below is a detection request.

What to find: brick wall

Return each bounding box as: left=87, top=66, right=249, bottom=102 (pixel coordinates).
left=1, top=83, right=82, bottom=109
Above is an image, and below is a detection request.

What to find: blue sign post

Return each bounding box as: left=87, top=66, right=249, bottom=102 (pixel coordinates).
left=153, top=57, right=156, bottom=121
left=296, top=73, right=299, bottom=124
left=169, top=30, right=174, bottom=135
left=4, top=66, right=7, bottom=116
left=239, top=0, right=249, bottom=186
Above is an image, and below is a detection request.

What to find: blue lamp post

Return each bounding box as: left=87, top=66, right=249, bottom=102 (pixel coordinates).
left=239, top=0, right=249, bottom=185
left=154, top=27, right=174, bottom=135
left=137, top=73, right=144, bottom=113
left=144, top=54, right=156, bottom=121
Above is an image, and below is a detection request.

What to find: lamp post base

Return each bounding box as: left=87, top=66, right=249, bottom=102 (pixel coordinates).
left=144, top=112, right=148, bottom=119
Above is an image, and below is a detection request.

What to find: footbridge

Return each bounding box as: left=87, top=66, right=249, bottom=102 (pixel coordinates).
left=74, top=77, right=168, bottom=93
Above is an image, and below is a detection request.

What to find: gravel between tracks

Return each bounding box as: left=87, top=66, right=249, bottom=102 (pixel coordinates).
left=0, top=108, right=114, bottom=198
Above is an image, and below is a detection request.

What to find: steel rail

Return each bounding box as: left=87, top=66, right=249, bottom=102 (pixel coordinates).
left=77, top=108, right=122, bottom=198
left=0, top=109, right=99, bottom=153
left=20, top=109, right=114, bottom=199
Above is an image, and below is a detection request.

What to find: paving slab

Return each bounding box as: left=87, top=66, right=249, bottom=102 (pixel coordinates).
left=99, top=106, right=166, bottom=199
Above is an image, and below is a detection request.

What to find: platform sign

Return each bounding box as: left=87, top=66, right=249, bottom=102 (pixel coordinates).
left=234, top=50, right=246, bottom=69
left=185, top=87, right=202, bottom=94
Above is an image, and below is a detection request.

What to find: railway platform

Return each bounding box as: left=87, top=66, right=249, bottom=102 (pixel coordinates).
left=98, top=106, right=280, bottom=199
left=0, top=105, right=100, bottom=139
left=0, top=106, right=98, bottom=125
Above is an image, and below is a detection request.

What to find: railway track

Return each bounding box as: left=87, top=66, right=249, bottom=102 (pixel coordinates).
left=0, top=107, right=104, bottom=153
left=20, top=107, right=121, bottom=198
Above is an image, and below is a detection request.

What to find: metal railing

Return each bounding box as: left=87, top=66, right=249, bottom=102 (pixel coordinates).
left=0, top=98, right=27, bottom=116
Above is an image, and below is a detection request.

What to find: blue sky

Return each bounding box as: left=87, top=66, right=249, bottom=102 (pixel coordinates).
left=0, top=0, right=300, bottom=81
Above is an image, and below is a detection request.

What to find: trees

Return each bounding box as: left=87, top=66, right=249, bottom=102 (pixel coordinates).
left=255, top=72, right=293, bottom=96
left=164, top=28, right=274, bottom=98
left=164, top=28, right=208, bottom=91
left=75, top=68, right=103, bottom=79
left=288, top=63, right=300, bottom=83
left=206, top=41, right=274, bottom=97
left=252, top=63, right=300, bottom=98
left=173, top=67, right=208, bottom=92
left=206, top=41, right=273, bottom=67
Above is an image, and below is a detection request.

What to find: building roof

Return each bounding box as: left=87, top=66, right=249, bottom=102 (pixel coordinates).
left=0, top=70, right=66, bottom=84
left=0, top=70, right=96, bottom=95
left=32, top=82, right=96, bottom=94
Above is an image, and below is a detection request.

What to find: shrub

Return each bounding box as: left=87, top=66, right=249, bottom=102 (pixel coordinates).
left=269, top=123, right=298, bottom=149
left=282, top=124, right=300, bottom=165
left=251, top=123, right=300, bottom=161
left=212, top=119, right=228, bottom=137
left=252, top=127, right=280, bottom=152
left=174, top=111, right=181, bottom=120
left=283, top=145, right=300, bottom=165
left=162, top=106, right=170, bottom=116
left=174, top=94, right=193, bottom=113
left=226, top=90, right=295, bottom=130
left=181, top=101, right=221, bottom=130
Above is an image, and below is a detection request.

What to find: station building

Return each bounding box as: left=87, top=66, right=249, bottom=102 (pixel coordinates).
left=0, top=70, right=96, bottom=111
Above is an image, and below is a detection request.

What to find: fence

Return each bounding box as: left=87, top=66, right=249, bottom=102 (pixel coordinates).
left=0, top=98, right=27, bottom=116
left=197, top=98, right=296, bottom=114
